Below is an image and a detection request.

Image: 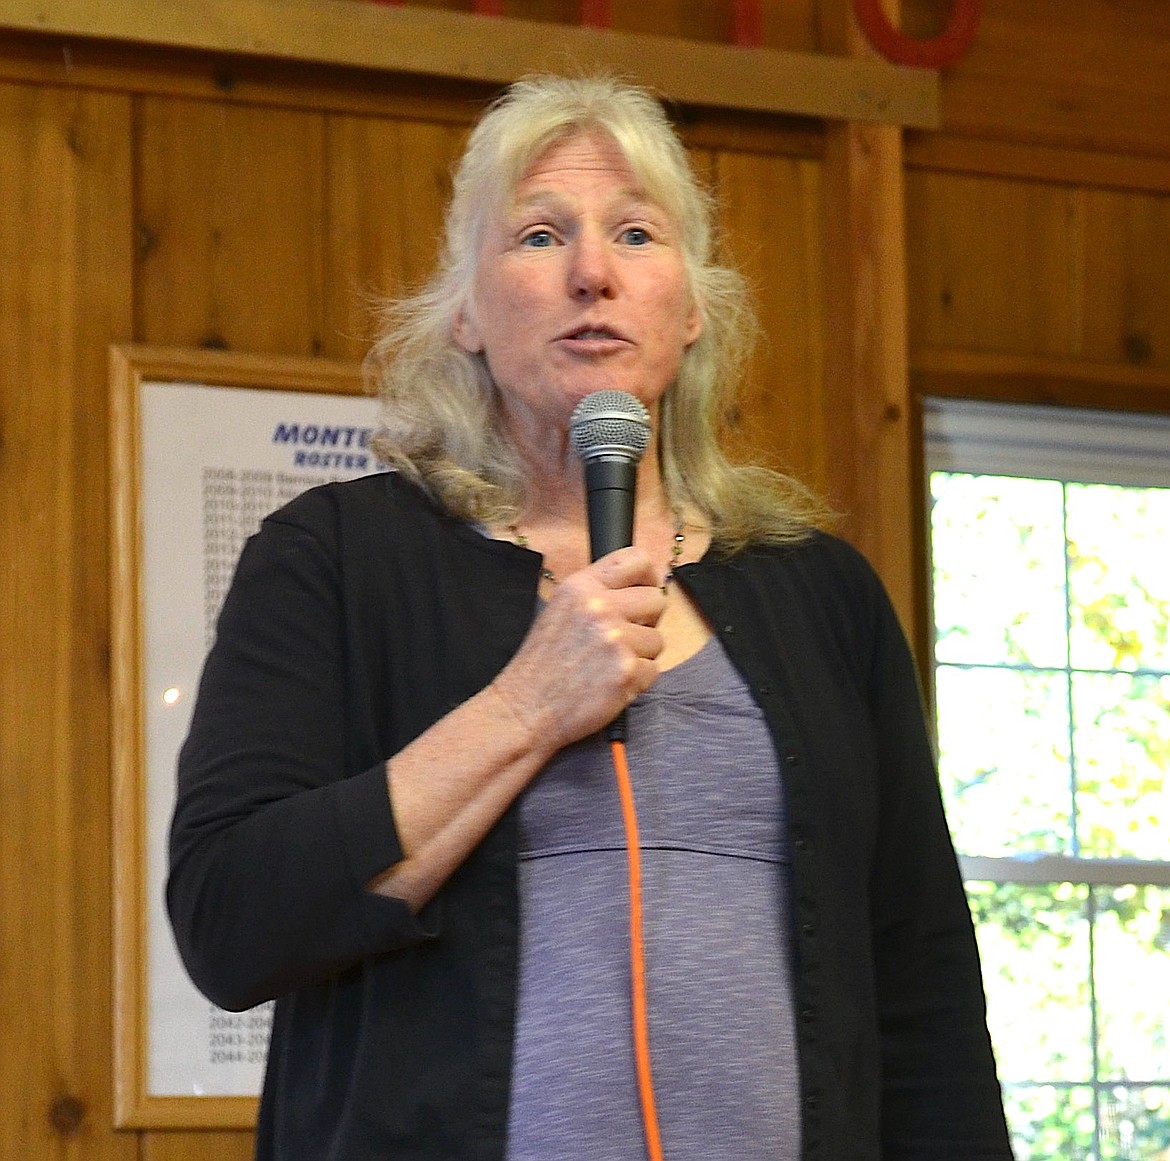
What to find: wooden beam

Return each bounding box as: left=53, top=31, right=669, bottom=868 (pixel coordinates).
left=912, top=347, right=1170, bottom=413
left=906, top=134, right=1170, bottom=197
left=0, top=0, right=938, bottom=128
left=819, top=0, right=917, bottom=642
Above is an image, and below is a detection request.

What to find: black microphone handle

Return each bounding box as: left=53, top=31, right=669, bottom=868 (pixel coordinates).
left=583, top=455, right=638, bottom=561
left=582, top=455, right=638, bottom=741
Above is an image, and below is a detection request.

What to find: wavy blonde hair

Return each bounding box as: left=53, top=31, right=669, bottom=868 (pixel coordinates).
left=365, top=74, right=828, bottom=547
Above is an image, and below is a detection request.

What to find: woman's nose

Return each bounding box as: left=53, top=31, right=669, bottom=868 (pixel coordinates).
left=568, top=231, right=617, bottom=300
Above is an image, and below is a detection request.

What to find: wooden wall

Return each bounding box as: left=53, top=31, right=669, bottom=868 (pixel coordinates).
left=904, top=0, right=1170, bottom=368
left=901, top=0, right=1170, bottom=663
left=2, top=2, right=1170, bottom=1157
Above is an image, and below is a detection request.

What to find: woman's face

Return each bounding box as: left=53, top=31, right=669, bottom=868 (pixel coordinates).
left=453, top=129, right=702, bottom=439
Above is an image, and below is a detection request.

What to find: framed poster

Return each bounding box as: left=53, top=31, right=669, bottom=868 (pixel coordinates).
left=109, top=345, right=383, bottom=1127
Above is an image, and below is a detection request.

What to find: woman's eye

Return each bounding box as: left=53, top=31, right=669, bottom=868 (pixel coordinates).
left=520, top=229, right=556, bottom=248
left=621, top=226, right=652, bottom=246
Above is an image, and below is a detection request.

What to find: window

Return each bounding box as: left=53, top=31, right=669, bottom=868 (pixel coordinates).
left=924, top=398, right=1170, bottom=1160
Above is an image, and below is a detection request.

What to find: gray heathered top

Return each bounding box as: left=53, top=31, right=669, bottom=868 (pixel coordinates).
left=506, top=635, right=801, bottom=1160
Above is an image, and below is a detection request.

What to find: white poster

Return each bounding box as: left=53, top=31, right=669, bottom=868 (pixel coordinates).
left=139, top=382, right=383, bottom=1098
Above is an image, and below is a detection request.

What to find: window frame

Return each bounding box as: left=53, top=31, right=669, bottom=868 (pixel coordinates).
left=915, top=373, right=1170, bottom=1157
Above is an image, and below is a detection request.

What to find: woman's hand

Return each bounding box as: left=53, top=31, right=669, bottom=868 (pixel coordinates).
left=489, top=546, right=667, bottom=750
left=374, top=546, right=666, bottom=912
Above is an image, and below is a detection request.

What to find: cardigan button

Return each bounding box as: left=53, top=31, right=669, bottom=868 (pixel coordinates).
left=784, top=752, right=801, bottom=766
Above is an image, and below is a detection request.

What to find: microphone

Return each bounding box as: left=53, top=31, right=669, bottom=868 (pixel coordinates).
left=569, top=390, right=652, bottom=742
left=569, top=390, right=652, bottom=562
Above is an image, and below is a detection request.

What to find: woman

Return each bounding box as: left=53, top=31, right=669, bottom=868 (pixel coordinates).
left=169, top=75, right=1013, bottom=1160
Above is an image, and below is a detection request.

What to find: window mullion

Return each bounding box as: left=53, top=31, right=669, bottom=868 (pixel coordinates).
left=959, top=856, right=1170, bottom=887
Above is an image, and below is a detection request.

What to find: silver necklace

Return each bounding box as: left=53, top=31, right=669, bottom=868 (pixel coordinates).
left=510, top=521, right=686, bottom=594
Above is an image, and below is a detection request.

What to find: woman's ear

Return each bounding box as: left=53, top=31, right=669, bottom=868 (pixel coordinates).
left=684, top=299, right=703, bottom=346
left=452, top=305, right=483, bottom=354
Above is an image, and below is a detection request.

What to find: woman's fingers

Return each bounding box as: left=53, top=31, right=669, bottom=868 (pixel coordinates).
left=563, top=546, right=667, bottom=628
left=589, top=543, right=659, bottom=584
left=490, top=548, right=668, bottom=747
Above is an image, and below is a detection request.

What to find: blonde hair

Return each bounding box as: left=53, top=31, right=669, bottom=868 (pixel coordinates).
left=366, top=74, right=829, bottom=547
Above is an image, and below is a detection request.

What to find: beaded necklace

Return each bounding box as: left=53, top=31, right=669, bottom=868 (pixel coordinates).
left=510, top=522, right=686, bottom=595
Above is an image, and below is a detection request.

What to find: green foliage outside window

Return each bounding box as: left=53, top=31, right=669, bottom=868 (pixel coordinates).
left=929, top=473, right=1170, bottom=1160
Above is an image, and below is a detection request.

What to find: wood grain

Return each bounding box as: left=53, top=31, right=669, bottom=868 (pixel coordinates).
left=915, top=0, right=1170, bottom=158
left=1081, top=187, right=1170, bottom=369
left=818, top=0, right=917, bottom=640
left=135, top=96, right=327, bottom=355
left=0, top=79, right=136, bottom=1161
left=905, top=171, right=1084, bottom=358
left=323, top=115, right=466, bottom=360
left=905, top=134, right=1170, bottom=197
left=715, top=150, right=829, bottom=490
left=912, top=346, right=1170, bottom=413
left=141, top=1130, right=255, bottom=1161
left=0, top=0, right=938, bottom=127
left=2, top=2, right=1170, bottom=1156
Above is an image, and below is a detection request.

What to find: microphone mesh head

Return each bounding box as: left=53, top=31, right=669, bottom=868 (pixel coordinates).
left=569, top=390, right=651, bottom=463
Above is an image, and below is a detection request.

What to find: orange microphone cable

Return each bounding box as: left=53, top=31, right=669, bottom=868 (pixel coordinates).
left=610, top=738, right=665, bottom=1161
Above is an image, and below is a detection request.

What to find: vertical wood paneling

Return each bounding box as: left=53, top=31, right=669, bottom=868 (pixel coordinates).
left=1081, top=187, right=1170, bottom=369
left=761, top=0, right=820, bottom=52
left=815, top=0, right=916, bottom=638
left=905, top=171, right=1084, bottom=357
left=822, top=116, right=916, bottom=636
left=0, top=80, right=135, bottom=1161
left=323, top=115, right=467, bottom=361
left=135, top=97, right=327, bottom=355
left=906, top=0, right=1170, bottom=159
left=714, top=150, right=828, bottom=489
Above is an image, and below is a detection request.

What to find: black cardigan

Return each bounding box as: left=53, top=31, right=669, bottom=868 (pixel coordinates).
left=168, top=472, right=1012, bottom=1160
